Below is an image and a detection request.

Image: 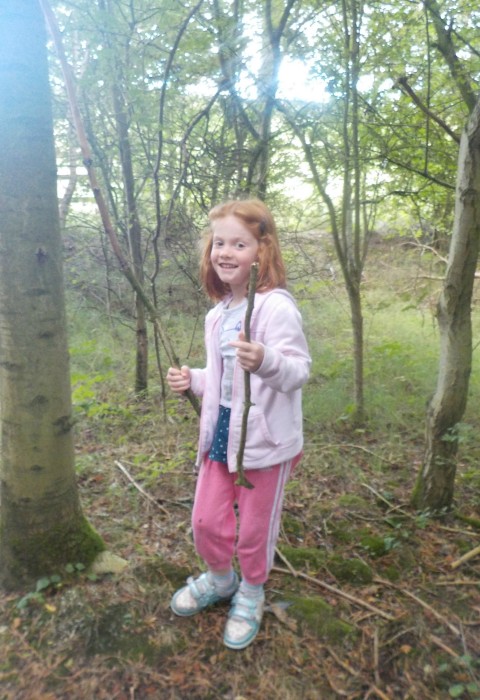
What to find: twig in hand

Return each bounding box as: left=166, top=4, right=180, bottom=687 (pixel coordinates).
left=235, top=263, right=259, bottom=489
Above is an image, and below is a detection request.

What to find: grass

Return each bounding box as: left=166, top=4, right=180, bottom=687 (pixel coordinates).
left=0, top=241, right=478, bottom=699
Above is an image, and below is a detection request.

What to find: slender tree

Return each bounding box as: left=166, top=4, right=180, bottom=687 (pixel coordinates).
left=412, top=96, right=480, bottom=511
left=0, top=0, right=104, bottom=588
left=281, top=0, right=371, bottom=422
left=98, top=0, right=149, bottom=394
left=412, top=0, right=480, bottom=510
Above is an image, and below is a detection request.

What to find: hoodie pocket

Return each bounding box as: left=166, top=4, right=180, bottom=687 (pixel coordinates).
left=236, top=405, right=278, bottom=449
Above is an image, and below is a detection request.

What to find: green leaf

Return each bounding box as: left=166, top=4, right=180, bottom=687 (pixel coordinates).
left=448, top=684, right=465, bottom=698
left=36, top=577, right=52, bottom=592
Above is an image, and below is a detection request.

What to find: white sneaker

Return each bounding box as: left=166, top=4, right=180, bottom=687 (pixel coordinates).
left=170, top=572, right=239, bottom=617
left=223, top=590, right=265, bottom=650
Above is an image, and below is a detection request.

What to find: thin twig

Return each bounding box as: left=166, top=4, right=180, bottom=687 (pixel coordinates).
left=366, top=686, right=393, bottom=700
left=324, top=668, right=351, bottom=697
left=374, top=577, right=461, bottom=636
left=373, top=627, right=381, bottom=686
left=115, top=461, right=169, bottom=515
left=305, top=440, right=396, bottom=465
left=361, top=483, right=412, bottom=517
left=275, top=546, right=298, bottom=576
left=325, top=646, right=361, bottom=677
left=436, top=579, right=480, bottom=586
left=429, top=634, right=461, bottom=659
left=272, top=565, right=395, bottom=620
left=234, top=263, right=259, bottom=489
left=451, top=544, right=480, bottom=570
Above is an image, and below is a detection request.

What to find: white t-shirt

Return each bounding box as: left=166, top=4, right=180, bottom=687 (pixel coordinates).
left=219, top=299, right=247, bottom=407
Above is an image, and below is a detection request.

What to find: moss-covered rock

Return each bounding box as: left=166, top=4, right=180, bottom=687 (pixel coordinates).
left=327, top=556, right=373, bottom=584
left=277, top=544, right=326, bottom=572
left=282, top=513, right=305, bottom=539
left=337, top=494, right=370, bottom=510
left=328, top=521, right=356, bottom=544
left=286, top=594, right=356, bottom=643
left=360, top=534, right=391, bottom=557
left=133, top=555, right=191, bottom=589
left=380, top=564, right=401, bottom=582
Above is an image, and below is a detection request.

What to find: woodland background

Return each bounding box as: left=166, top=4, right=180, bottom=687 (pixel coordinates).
left=0, top=0, right=479, bottom=698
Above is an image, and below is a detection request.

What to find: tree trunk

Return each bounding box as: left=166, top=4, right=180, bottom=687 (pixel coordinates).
left=347, top=279, right=364, bottom=422
left=111, top=80, right=149, bottom=394
left=412, top=98, right=480, bottom=511
left=0, top=0, right=104, bottom=589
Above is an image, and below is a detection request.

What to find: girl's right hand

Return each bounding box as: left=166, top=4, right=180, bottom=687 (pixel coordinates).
left=166, top=365, right=191, bottom=393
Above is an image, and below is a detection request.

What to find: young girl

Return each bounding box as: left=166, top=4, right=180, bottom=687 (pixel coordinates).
left=166, top=199, right=310, bottom=650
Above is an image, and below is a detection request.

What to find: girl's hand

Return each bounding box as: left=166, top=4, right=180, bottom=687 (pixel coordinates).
left=230, top=331, right=264, bottom=373
left=166, top=365, right=191, bottom=393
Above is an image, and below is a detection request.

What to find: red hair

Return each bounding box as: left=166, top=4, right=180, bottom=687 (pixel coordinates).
left=200, top=199, right=287, bottom=301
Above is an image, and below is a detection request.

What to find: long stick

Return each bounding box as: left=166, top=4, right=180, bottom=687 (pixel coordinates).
left=234, top=263, right=259, bottom=489
left=272, top=565, right=394, bottom=621
left=39, top=0, right=200, bottom=417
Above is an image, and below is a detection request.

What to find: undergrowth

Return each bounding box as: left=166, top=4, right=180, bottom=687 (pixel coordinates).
left=0, top=243, right=478, bottom=699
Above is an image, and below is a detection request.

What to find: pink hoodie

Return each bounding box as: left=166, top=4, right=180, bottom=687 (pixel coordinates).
left=190, top=289, right=311, bottom=472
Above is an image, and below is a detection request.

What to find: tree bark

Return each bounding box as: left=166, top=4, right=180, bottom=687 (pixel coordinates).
left=0, top=0, right=104, bottom=588
left=111, top=78, right=149, bottom=395
left=412, top=97, right=480, bottom=511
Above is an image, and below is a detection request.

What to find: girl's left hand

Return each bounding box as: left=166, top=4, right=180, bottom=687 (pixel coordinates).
left=230, top=331, right=264, bottom=373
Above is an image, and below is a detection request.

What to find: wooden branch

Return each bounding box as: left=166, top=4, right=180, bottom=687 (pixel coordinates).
left=273, top=563, right=395, bottom=621
left=115, top=461, right=169, bottom=515
left=374, top=577, right=461, bottom=636
left=234, top=263, right=259, bottom=489
left=436, top=579, right=480, bottom=586
left=450, top=544, right=480, bottom=570
left=114, top=461, right=191, bottom=512
left=396, top=76, right=460, bottom=143
left=39, top=0, right=200, bottom=417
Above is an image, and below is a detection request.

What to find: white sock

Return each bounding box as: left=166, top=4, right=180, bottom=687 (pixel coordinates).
left=211, top=570, right=236, bottom=595
left=239, top=580, right=264, bottom=599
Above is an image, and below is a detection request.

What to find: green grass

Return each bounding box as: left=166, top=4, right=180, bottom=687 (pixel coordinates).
left=66, top=244, right=480, bottom=450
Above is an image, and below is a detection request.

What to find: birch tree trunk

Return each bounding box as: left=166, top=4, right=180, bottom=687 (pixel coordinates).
left=412, top=97, right=480, bottom=511
left=0, top=0, right=103, bottom=588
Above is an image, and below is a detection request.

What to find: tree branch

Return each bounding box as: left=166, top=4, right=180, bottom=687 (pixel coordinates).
left=396, top=76, right=460, bottom=144
left=234, top=263, right=259, bottom=489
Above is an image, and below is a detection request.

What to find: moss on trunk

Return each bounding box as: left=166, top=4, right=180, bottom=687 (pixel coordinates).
left=0, top=514, right=104, bottom=590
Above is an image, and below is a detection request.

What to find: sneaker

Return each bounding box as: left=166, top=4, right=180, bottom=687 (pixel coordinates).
left=223, top=589, right=265, bottom=650
left=170, top=571, right=239, bottom=617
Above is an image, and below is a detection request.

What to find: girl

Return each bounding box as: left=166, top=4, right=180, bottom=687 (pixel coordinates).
left=166, top=199, right=310, bottom=650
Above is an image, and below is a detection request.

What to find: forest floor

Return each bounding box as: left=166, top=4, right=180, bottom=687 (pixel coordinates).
left=0, top=402, right=479, bottom=700
left=1, top=243, right=480, bottom=699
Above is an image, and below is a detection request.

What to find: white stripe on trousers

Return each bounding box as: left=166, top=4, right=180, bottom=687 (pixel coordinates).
left=265, top=458, right=292, bottom=575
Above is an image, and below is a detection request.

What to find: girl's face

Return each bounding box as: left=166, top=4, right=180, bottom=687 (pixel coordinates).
left=210, top=215, right=259, bottom=303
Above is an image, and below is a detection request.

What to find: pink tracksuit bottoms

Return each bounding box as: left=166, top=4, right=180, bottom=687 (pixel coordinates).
left=192, top=454, right=300, bottom=586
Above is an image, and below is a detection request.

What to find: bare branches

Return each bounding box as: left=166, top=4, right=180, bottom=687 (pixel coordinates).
left=39, top=0, right=200, bottom=416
